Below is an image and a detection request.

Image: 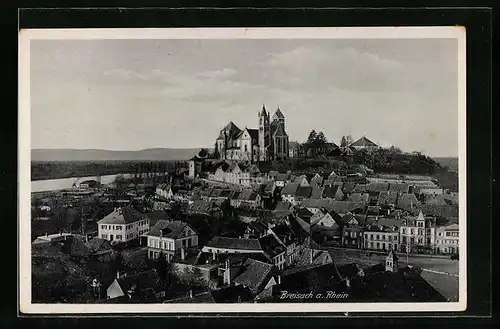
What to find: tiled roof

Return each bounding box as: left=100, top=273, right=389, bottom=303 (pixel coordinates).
left=310, top=185, right=324, bottom=199
left=148, top=220, right=190, bottom=239
left=336, top=263, right=363, bottom=279
left=205, top=236, right=262, bottom=251
left=274, top=201, right=292, bottom=211
left=145, top=210, right=171, bottom=226
left=268, top=170, right=279, bottom=178
left=295, top=186, right=313, bottom=198
left=247, top=129, right=259, bottom=141
left=301, top=199, right=364, bottom=214
left=388, top=183, right=410, bottom=193
left=156, top=183, right=172, bottom=191
left=367, top=183, right=389, bottom=192
left=239, top=189, right=259, bottom=201
left=115, top=269, right=161, bottom=295
left=378, top=191, right=399, bottom=205
left=281, top=183, right=300, bottom=196
left=342, top=182, right=356, bottom=193
left=294, top=248, right=333, bottom=267
left=397, top=193, right=420, bottom=210
left=258, top=234, right=286, bottom=257
left=348, top=193, right=369, bottom=203
left=234, top=258, right=275, bottom=294
left=98, top=207, right=145, bottom=225
left=70, top=237, right=90, bottom=258
left=322, top=185, right=343, bottom=199
left=276, top=173, right=289, bottom=182
left=294, top=207, right=314, bottom=221
left=350, top=136, right=378, bottom=147
left=85, top=237, right=113, bottom=255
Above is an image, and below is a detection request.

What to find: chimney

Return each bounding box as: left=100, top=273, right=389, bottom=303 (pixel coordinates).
left=310, top=248, right=313, bottom=265
left=116, top=270, right=120, bottom=279
left=189, top=289, right=193, bottom=299
left=277, top=275, right=281, bottom=285
left=45, top=232, right=48, bottom=237
left=212, top=250, right=216, bottom=261
left=181, top=248, right=185, bottom=261
left=346, top=277, right=351, bottom=288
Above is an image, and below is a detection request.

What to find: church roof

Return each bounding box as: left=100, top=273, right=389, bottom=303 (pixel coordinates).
left=223, top=121, right=242, bottom=139
left=350, top=136, right=378, bottom=147
left=273, top=108, right=285, bottom=119
left=260, top=104, right=268, bottom=116
left=272, top=122, right=288, bottom=137
left=247, top=128, right=259, bottom=141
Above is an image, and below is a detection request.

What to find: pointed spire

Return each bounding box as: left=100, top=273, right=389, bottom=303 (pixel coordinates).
left=260, top=104, right=267, bottom=116
left=274, top=107, right=285, bottom=119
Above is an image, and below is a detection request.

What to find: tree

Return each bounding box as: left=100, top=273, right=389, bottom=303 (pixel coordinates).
left=307, top=130, right=318, bottom=144
left=155, top=251, right=172, bottom=286
left=340, top=135, right=354, bottom=148
left=317, top=131, right=327, bottom=143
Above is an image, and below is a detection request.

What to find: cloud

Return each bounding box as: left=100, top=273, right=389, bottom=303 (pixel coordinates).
left=254, top=46, right=419, bottom=93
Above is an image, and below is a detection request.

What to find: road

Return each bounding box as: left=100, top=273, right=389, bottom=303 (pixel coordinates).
left=325, top=247, right=460, bottom=301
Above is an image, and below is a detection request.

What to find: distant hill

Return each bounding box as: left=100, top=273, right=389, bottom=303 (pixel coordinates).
left=432, top=157, right=459, bottom=171
left=31, top=148, right=211, bottom=162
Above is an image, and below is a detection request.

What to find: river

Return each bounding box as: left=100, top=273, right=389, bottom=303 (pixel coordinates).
left=31, top=174, right=128, bottom=193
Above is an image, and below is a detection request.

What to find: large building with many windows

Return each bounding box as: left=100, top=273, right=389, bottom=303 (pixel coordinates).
left=97, top=207, right=150, bottom=243
left=215, top=105, right=289, bottom=162
left=435, top=223, right=459, bottom=254
left=399, top=210, right=436, bottom=253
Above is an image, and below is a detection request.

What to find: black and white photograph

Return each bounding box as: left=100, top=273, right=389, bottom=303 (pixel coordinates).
left=19, top=27, right=466, bottom=313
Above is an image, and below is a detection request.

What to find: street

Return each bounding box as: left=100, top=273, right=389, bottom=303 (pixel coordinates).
left=325, top=247, right=460, bottom=301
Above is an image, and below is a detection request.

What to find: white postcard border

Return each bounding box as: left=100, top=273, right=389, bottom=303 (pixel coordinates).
left=19, top=26, right=467, bottom=314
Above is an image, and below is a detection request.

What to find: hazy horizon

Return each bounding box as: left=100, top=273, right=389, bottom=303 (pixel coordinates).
left=30, top=38, right=459, bottom=157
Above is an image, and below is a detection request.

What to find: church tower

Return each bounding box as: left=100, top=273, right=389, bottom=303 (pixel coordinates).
left=258, top=104, right=270, bottom=161
left=385, top=250, right=399, bottom=272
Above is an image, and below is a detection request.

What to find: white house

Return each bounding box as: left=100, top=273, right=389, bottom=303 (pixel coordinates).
left=146, top=220, right=199, bottom=261
left=97, top=207, right=149, bottom=243
left=399, top=210, right=436, bottom=253
left=156, top=183, right=174, bottom=199
left=435, top=223, right=459, bottom=254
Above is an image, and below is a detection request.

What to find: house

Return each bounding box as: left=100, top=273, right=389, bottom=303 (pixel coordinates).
left=399, top=210, right=436, bottom=253
left=295, top=186, right=313, bottom=203
left=275, top=173, right=291, bottom=187
left=348, top=192, right=370, bottom=204
left=349, top=136, right=378, bottom=150
left=363, top=223, right=400, bottom=252
left=311, top=211, right=345, bottom=246
left=233, top=258, right=278, bottom=299
left=146, top=220, right=198, bottom=261
left=268, top=223, right=304, bottom=267
left=300, top=199, right=364, bottom=216
left=244, top=221, right=269, bottom=239
left=293, top=248, right=333, bottom=268
left=397, top=193, right=421, bottom=212
left=435, top=223, right=459, bottom=254
left=85, top=237, right=114, bottom=260
left=144, top=210, right=172, bottom=227
left=366, top=183, right=389, bottom=193
left=309, top=173, right=324, bottom=187
left=281, top=183, right=300, bottom=205
left=378, top=191, right=399, bottom=206
left=238, top=189, right=262, bottom=208
left=293, top=175, right=310, bottom=187
left=310, top=185, right=324, bottom=199
left=268, top=170, right=279, bottom=180
left=97, top=207, right=149, bottom=243
left=322, top=185, right=344, bottom=201
left=259, top=234, right=287, bottom=271
left=186, top=200, right=223, bottom=217
left=155, top=183, right=174, bottom=200
left=106, top=269, right=164, bottom=301
left=388, top=183, right=410, bottom=193
left=342, top=225, right=364, bottom=249
left=202, top=236, right=264, bottom=255
left=273, top=201, right=293, bottom=218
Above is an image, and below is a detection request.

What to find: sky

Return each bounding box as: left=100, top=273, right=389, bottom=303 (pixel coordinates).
left=30, top=37, right=459, bottom=157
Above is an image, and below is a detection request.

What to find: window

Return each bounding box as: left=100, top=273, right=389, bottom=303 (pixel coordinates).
left=345, top=231, right=349, bottom=237
left=101, top=225, right=107, bottom=230
left=377, top=235, right=380, bottom=240
left=418, top=229, right=424, bottom=235
left=438, top=232, right=442, bottom=236
left=101, top=234, right=107, bottom=239
left=371, top=234, right=374, bottom=240
left=116, top=235, right=122, bottom=240
left=402, top=228, right=406, bottom=234
left=411, top=229, right=415, bottom=235
left=382, top=235, right=386, bottom=240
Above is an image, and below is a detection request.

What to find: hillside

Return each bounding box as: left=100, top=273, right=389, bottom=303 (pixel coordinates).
left=31, top=148, right=208, bottom=162
left=432, top=157, right=459, bottom=171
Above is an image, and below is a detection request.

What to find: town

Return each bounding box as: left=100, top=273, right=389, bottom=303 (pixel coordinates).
left=31, top=106, right=459, bottom=304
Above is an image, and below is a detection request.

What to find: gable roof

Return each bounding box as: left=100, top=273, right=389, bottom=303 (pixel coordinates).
left=98, top=207, right=145, bottom=225
left=234, top=260, right=275, bottom=296
left=273, top=108, right=285, bottom=119
left=144, top=210, right=172, bottom=226
left=348, top=193, right=370, bottom=203
left=295, top=186, right=313, bottom=198
left=258, top=234, right=286, bottom=257
left=350, top=136, right=378, bottom=147
left=322, top=185, right=343, bottom=199
left=276, top=173, right=290, bottom=182
left=115, top=269, right=161, bottom=296
left=148, top=220, right=192, bottom=239
left=85, top=237, right=113, bottom=255
left=310, top=185, right=324, bottom=199
left=281, top=183, right=300, bottom=196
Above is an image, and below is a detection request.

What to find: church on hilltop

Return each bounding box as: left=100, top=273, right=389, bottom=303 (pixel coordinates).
left=214, top=105, right=290, bottom=163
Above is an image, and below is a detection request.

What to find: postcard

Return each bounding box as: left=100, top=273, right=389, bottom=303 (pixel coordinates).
left=19, top=26, right=466, bottom=314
